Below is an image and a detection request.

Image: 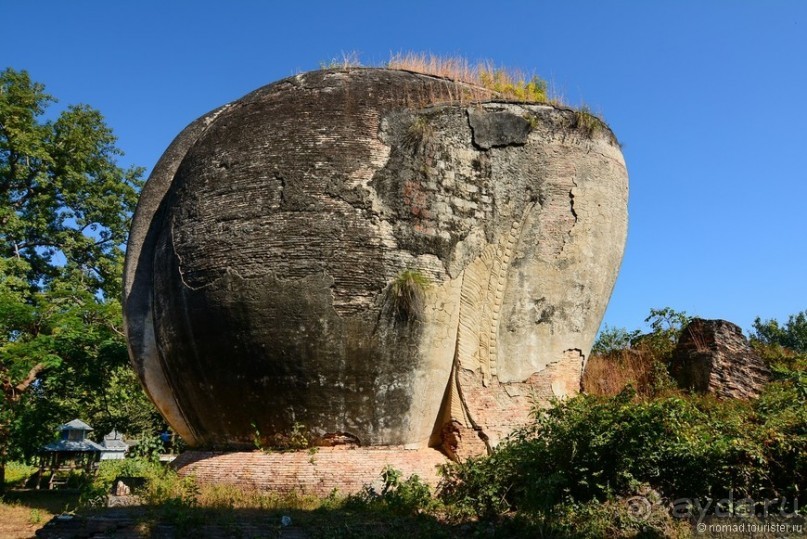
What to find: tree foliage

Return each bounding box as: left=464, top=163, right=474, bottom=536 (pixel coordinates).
left=1, top=67, right=154, bottom=490
left=590, top=325, right=640, bottom=355
left=750, top=310, right=807, bottom=354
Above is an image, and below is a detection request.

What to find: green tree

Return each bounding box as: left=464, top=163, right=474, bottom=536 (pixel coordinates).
left=750, top=310, right=807, bottom=354
left=591, top=324, right=640, bottom=355
left=0, top=67, right=149, bottom=490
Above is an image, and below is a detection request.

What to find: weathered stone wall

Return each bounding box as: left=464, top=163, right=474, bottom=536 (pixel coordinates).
left=124, top=68, right=628, bottom=455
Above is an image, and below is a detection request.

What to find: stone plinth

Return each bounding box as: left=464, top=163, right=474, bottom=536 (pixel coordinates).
left=172, top=447, right=448, bottom=496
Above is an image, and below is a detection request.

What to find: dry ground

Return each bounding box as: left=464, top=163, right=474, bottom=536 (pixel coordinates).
left=0, top=490, right=79, bottom=538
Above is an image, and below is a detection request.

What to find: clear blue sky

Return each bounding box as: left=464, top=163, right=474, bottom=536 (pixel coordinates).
left=3, top=0, right=805, bottom=335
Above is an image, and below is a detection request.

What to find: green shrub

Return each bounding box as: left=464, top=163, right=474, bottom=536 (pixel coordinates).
left=441, top=363, right=806, bottom=520
left=348, top=466, right=435, bottom=516
left=592, top=325, right=642, bottom=355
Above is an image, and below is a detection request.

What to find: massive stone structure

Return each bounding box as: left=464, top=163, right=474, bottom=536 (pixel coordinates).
left=124, top=68, right=628, bottom=457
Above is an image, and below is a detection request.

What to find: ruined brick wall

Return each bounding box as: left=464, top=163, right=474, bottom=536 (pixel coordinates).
left=173, top=448, right=448, bottom=496
left=671, top=319, right=771, bottom=399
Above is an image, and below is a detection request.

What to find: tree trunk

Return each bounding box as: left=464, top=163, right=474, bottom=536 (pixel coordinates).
left=0, top=437, right=7, bottom=495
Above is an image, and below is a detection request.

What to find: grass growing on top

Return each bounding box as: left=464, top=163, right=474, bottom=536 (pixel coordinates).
left=388, top=52, right=549, bottom=103
left=315, top=51, right=622, bottom=142
left=317, top=51, right=556, bottom=104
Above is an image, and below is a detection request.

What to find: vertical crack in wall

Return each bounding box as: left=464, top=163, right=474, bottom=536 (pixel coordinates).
left=559, top=177, right=579, bottom=255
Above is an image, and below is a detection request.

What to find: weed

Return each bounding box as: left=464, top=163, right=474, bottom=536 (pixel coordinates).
left=251, top=420, right=310, bottom=451
left=28, top=507, right=42, bottom=525
left=401, top=115, right=433, bottom=154
left=388, top=269, right=430, bottom=322
left=273, top=421, right=310, bottom=450
left=572, top=105, right=603, bottom=137
left=251, top=420, right=263, bottom=451
left=523, top=114, right=540, bottom=130
left=319, top=51, right=362, bottom=69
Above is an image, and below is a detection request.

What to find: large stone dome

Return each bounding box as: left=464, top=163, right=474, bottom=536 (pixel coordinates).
left=124, top=68, right=628, bottom=454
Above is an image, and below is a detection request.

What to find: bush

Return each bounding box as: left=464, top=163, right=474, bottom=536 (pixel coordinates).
left=441, top=361, right=806, bottom=521
left=348, top=466, right=435, bottom=516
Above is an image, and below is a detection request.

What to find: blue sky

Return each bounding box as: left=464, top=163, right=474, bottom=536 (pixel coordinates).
left=3, top=0, right=805, bottom=334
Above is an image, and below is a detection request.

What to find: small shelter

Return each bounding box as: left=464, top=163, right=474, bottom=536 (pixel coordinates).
left=38, top=419, right=104, bottom=489
left=100, top=429, right=129, bottom=460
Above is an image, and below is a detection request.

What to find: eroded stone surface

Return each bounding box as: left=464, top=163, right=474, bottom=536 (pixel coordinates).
left=124, top=68, right=628, bottom=454
left=671, top=319, right=771, bottom=399
left=468, top=109, right=532, bottom=149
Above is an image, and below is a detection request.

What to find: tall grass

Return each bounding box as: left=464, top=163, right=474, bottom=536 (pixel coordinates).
left=387, top=52, right=550, bottom=103
left=582, top=347, right=675, bottom=398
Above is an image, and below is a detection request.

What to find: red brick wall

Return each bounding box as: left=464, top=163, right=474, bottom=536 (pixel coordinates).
left=173, top=447, right=449, bottom=496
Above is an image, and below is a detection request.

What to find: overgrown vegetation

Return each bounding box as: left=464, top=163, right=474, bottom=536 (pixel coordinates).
left=21, top=325, right=803, bottom=537
left=584, top=307, right=690, bottom=397
left=49, top=311, right=802, bottom=536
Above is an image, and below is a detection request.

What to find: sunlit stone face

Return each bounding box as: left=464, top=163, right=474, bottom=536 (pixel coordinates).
left=124, top=69, right=627, bottom=452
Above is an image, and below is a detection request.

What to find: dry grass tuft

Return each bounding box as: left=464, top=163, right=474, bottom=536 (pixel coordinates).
left=387, top=52, right=551, bottom=103
left=387, top=52, right=478, bottom=85
left=319, top=50, right=363, bottom=69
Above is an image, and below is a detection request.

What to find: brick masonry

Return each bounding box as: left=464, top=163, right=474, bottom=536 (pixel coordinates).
left=172, top=447, right=449, bottom=496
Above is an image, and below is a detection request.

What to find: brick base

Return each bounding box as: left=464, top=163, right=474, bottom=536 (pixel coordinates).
left=172, top=447, right=450, bottom=496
